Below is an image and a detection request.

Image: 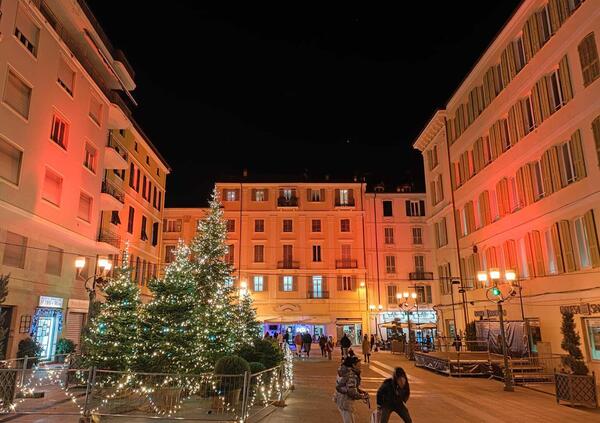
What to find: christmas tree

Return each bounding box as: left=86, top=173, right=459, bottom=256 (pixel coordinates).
left=82, top=249, right=142, bottom=371
left=140, top=240, right=200, bottom=373
left=191, top=187, right=239, bottom=370
left=237, top=287, right=261, bottom=346
left=560, top=311, right=589, bottom=375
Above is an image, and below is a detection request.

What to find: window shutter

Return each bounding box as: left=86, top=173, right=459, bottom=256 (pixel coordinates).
left=405, top=200, right=411, bottom=216
left=466, top=201, right=475, bottom=233
left=549, top=146, right=564, bottom=190
left=558, top=55, right=574, bottom=103
left=419, top=200, right=425, bottom=216
left=569, top=129, right=587, bottom=180
left=513, top=102, right=526, bottom=143
left=583, top=210, right=600, bottom=268
left=430, top=181, right=437, bottom=206
left=578, top=33, right=600, bottom=86
left=337, top=276, right=343, bottom=291
left=516, top=167, right=526, bottom=208
left=263, top=189, right=269, bottom=201
left=541, top=151, right=554, bottom=195
left=279, top=276, right=284, bottom=291
left=251, top=189, right=257, bottom=200
left=538, top=77, right=552, bottom=121
left=319, top=188, right=325, bottom=201
left=530, top=230, right=546, bottom=276
left=506, top=42, right=518, bottom=80
left=593, top=116, right=600, bottom=167
left=551, top=223, right=565, bottom=274
left=524, top=233, right=536, bottom=277
left=307, top=189, right=312, bottom=201
left=348, top=189, right=354, bottom=204
left=559, top=220, right=577, bottom=272
left=292, top=276, right=298, bottom=291
left=455, top=209, right=462, bottom=238
left=530, top=84, right=544, bottom=126
left=500, top=48, right=511, bottom=87
left=351, top=277, right=357, bottom=291
left=263, top=275, right=268, bottom=292
left=507, top=106, right=519, bottom=146
left=524, top=163, right=536, bottom=205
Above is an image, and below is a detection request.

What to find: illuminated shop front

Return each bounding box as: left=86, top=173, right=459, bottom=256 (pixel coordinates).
left=379, top=310, right=437, bottom=343
left=31, top=296, right=64, bottom=360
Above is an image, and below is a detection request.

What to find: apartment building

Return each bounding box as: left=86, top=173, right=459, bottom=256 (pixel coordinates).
left=364, top=187, right=437, bottom=341
left=415, top=0, right=600, bottom=378
left=0, top=0, right=167, bottom=358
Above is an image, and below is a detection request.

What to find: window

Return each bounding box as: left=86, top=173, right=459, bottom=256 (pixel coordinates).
left=42, top=168, right=62, bottom=206
left=341, top=244, right=352, bottom=261
left=514, top=37, right=526, bottom=72
left=383, top=201, right=393, bottom=217
left=83, top=143, right=97, bottom=173
left=57, top=58, right=75, bottom=96
left=14, top=5, right=40, bottom=56
left=283, top=245, right=293, bottom=264
left=416, top=286, right=433, bottom=304
left=406, top=200, right=425, bottom=216
left=545, top=229, right=558, bottom=274
left=50, top=114, right=69, bottom=149
left=336, top=189, right=353, bottom=206
left=340, top=276, right=354, bottom=291
left=253, top=189, right=266, bottom=201
left=254, top=219, right=264, bottom=232
left=575, top=217, right=591, bottom=268
left=226, top=219, right=235, bottom=232
left=254, top=245, right=264, bottom=262
left=0, top=136, right=23, bottom=185
left=384, top=227, right=394, bottom=244
left=129, top=163, right=135, bottom=188
left=414, top=255, right=425, bottom=273
left=3, top=69, right=32, bottom=118
left=435, top=217, right=448, bottom=247
left=283, top=219, right=293, bottom=232
left=385, top=256, right=396, bottom=273
left=309, top=189, right=323, bottom=202
left=560, top=142, right=577, bottom=185
left=2, top=232, right=27, bottom=268
left=522, top=97, right=536, bottom=133
left=164, top=245, right=175, bottom=263
left=282, top=276, right=293, bottom=292
left=45, top=245, right=63, bottom=276
left=140, top=215, right=148, bottom=241
left=111, top=210, right=121, bottom=225
left=135, top=168, right=140, bottom=192
left=311, top=219, right=321, bottom=232
left=548, top=70, right=565, bottom=112
left=225, top=245, right=234, bottom=265
left=387, top=285, right=398, bottom=305
left=163, top=219, right=182, bottom=232
left=584, top=318, right=600, bottom=361
left=532, top=161, right=545, bottom=200
left=142, top=175, right=147, bottom=200
left=89, top=96, right=102, bottom=125
left=340, top=219, right=350, bottom=232
left=312, top=275, right=323, bottom=297
left=127, top=206, right=135, bottom=234
left=151, top=222, right=159, bottom=246
left=223, top=189, right=239, bottom=201
left=312, top=245, right=322, bottom=262
left=538, top=5, right=552, bottom=45
left=578, top=33, right=599, bottom=87
left=281, top=188, right=294, bottom=200
left=253, top=275, right=264, bottom=292
left=438, top=263, right=452, bottom=295
left=146, top=156, right=150, bottom=165
left=77, top=192, right=92, bottom=222
left=412, top=227, right=423, bottom=245
left=19, top=315, right=32, bottom=334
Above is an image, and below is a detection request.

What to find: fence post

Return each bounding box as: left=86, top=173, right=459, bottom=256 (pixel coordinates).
left=81, top=366, right=96, bottom=422
left=240, top=371, right=250, bottom=422
left=19, top=356, right=28, bottom=387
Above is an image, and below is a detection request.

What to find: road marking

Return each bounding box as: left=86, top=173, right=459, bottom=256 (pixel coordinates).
left=371, top=360, right=422, bottom=383
left=368, top=363, right=392, bottom=378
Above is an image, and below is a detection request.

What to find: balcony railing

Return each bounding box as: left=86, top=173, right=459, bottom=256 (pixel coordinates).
left=335, top=199, right=355, bottom=207
left=409, top=271, right=434, bottom=280
left=98, top=228, right=121, bottom=249
left=277, top=197, right=298, bottom=207
left=307, top=291, right=329, bottom=299
left=336, top=259, right=358, bottom=269
left=108, top=134, right=129, bottom=162
left=102, top=179, right=125, bottom=203
left=277, top=260, right=300, bottom=269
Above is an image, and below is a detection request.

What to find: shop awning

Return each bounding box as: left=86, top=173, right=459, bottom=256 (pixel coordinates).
left=335, top=318, right=363, bottom=325
left=262, top=316, right=310, bottom=323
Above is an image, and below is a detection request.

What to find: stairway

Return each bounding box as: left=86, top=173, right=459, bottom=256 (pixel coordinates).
left=509, top=358, right=554, bottom=384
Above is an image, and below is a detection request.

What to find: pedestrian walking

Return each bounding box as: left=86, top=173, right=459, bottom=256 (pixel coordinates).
left=453, top=335, right=462, bottom=352
left=277, top=332, right=284, bottom=349
left=294, top=333, right=303, bottom=357
left=361, top=334, right=371, bottom=363
left=370, top=334, right=375, bottom=352
left=376, top=367, right=412, bottom=423
left=319, top=334, right=327, bottom=357
left=326, top=336, right=334, bottom=360
left=303, top=332, right=313, bottom=357
left=334, top=355, right=369, bottom=423
left=283, top=330, right=290, bottom=345
left=340, top=333, right=352, bottom=358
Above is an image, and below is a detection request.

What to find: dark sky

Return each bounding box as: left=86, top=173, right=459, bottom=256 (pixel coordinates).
left=88, top=1, right=522, bottom=207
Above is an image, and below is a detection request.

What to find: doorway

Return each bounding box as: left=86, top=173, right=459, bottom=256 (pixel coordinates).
left=34, top=315, right=60, bottom=360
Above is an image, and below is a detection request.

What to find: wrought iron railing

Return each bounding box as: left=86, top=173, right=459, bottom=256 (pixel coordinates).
left=335, top=199, right=355, bottom=207
left=107, top=134, right=129, bottom=162
left=277, top=197, right=298, bottom=207
left=409, top=271, right=434, bottom=280
left=336, top=259, right=358, bottom=269
left=101, top=179, right=125, bottom=204
left=98, top=228, right=121, bottom=249
left=277, top=261, right=300, bottom=269
left=307, top=291, right=329, bottom=299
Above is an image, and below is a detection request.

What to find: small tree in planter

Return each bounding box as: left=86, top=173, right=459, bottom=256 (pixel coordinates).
left=55, top=338, right=76, bottom=363
left=212, top=355, right=250, bottom=411
left=555, top=311, right=597, bottom=408
left=16, top=338, right=42, bottom=369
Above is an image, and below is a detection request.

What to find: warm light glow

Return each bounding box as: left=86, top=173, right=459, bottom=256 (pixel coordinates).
left=103, top=262, right=112, bottom=272
left=505, top=270, right=516, bottom=281
left=240, top=280, right=248, bottom=289
left=411, top=292, right=417, bottom=299
left=75, top=257, right=86, bottom=269
left=98, top=258, right=109, bottom=270
left=403, top=291, right=409, bottom=299
left=477, top=271, right=488, bottom=282
left=490, top=269, right=501, bottom=280
left=396, top=292, right=402, bottom=300
left=369, top=304, right=375, bottom=311
left=360, top=281, right=366, bottom=288
left=378, top=304, right=383, bottom=310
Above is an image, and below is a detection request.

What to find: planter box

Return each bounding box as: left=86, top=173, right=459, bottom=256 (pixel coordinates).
left=555, top=372, right=598, bottom=408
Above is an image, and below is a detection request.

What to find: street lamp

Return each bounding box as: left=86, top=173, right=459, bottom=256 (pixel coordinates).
left=396, top=291, right=418, bottom=360
left=75, top=256, right=112, bottom=320
left=477, top=269, right=515, bottom=392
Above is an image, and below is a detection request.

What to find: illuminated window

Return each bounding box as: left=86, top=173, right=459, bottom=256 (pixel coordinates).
left=282, top=276, right=293, bottom=292
left=253, top=275, right=264, bottom=292
left=584, top=318, right=600, bottom=361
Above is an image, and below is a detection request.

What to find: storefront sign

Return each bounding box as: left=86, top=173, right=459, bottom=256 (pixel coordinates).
left=560, top=303, right=600, bottom=315
left=38, top=296, right=64, bottom=309
left=381, top=310, right=436, bottom=323
left=474, top=309, right=507, bottom=318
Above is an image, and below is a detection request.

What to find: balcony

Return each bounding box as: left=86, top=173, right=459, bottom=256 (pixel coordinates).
left=336, top=259, right=358, bottom=269
left=335, top=199, right=355, bottom=207
left=307, top=291, right=329, bottom=299
left=409, top=271, right=434, bottom=280
left=104, top=135, right=129, bottom=169
left=98, top=228, right=120, bottom=249
left=277, top=197, right=298, bottom=207
left=277, top=260, right=300, bottom=269
left=100, top=179, right=125, bottom=210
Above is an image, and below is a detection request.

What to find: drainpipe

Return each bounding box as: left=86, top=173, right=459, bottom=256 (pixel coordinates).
left=238, top=182, right=243, bottom=283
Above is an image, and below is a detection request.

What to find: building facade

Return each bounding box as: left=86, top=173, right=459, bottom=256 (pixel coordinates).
left=415, top=0, right=600, bottom=378
left=0, top=0, right=167, bottom=358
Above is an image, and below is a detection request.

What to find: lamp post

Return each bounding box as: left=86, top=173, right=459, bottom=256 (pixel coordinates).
left=477, top=269, right=516, bottom=392
left=396, top=291, right=418, bottom=360
left=450, top=279, right=461, bottom=341
left=75, top=256, right=112, bottom=323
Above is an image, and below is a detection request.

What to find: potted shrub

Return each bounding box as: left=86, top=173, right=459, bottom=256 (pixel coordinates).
left=236, top=339, right=283, bottom=369
left=16, top=338, right=42, bottom=369
left=555, top=312, right=597, bottom=408
left=55, top=338, right=76, bottom=363
left=213, top=355, right=250, bottom=409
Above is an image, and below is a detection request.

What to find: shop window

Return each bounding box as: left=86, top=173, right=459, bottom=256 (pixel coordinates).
left=19, top=314, right=31, bottom=334
left=584, top=318, right=600, bottom=361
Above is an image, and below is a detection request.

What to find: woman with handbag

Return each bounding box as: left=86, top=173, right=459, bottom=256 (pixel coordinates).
left=361, top=334, right=371, bottom=363
left=334, top=356, right=369, bottom=423
left=376, top=367, right=412, bottom=423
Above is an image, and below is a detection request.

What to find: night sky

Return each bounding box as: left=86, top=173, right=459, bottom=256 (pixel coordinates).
left=88, top=1, right=522, bottom=207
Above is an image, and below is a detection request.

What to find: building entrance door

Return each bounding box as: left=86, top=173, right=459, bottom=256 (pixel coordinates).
left=34, top=315, right=59, bottom=360
left=526, top=318, right=542, bottom=354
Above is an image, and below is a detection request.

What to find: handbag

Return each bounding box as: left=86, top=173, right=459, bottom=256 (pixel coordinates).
left=370, top=409, right=381, bottom=423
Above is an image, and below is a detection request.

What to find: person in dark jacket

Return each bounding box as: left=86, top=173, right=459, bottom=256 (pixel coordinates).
left=376, top=367, right=412, bottom=423
left=340, top=333, right=352, bottom=358
left=302, top=332, right=313, bottom=357
left=319, top=334, right=327, bottom=357
left=370, top=334, right=376, bottom=351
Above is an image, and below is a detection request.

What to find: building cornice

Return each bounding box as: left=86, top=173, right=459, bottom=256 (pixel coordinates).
left=413, top=110, right=446, bottom=151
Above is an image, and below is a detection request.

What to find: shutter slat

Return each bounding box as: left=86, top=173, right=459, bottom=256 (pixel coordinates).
left=559, top=220, right=577, bottom=272
left=551, top=222, right=565, bottom=274
left=570, top=129, right=587, bottom=180
left=558, top=55, right=574, bottom=102
left=584, top=210, right=600, bottom=268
